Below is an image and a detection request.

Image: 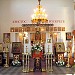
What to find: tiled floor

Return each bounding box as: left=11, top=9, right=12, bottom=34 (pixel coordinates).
left=0, top=66, right=75, bottom=75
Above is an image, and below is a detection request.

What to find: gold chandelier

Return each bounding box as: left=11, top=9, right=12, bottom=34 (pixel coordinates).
left=31, top=0, right=48, bottom=24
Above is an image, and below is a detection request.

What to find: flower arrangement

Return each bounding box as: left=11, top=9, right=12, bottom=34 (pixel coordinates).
left=31, top=43, right=43, bottom=52
left=12, top=60, right=21, bottom=66
left=56, top=60, right=65, bottom=66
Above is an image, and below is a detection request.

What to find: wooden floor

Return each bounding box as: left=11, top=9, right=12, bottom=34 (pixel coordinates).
left=0, top=66, right=75, bottom=75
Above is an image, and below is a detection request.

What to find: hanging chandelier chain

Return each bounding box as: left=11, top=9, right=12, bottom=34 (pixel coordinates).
left=38, top=0, right=41, bottom=5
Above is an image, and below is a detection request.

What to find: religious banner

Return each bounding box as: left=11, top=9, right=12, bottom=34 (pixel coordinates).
left=3, top=33, right=10, bottom=43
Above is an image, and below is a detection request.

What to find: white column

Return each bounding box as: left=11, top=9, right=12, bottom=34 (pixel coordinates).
left=24, top=33, right=31, bottom=53
left=10, top=33, right=16, bottom=57
left=11, top=33, right=15, bottom=42
left=15, top=33, right=19, bottom=42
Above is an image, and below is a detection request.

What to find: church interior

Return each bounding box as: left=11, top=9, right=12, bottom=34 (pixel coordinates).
left=0, top=0, right=75, bottom=75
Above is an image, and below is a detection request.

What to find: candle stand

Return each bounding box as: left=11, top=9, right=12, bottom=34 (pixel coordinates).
left=3, top=48, right=9, bottom=68
left=22, top=52, right=30, bottom=72
left=66, top=48, right=71, bottom=68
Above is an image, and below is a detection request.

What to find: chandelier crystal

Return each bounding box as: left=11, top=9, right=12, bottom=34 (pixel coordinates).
left=31, top=0, right=48, bottom=24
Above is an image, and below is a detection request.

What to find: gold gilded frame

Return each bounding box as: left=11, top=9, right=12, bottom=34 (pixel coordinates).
left=3, top=33, right=10, bottom=43
left=47, top=39, right=51, bottom=43
left=25, top=39, right=29, bottom=44
left=12, top=42, right=22, bottom=53
left=56, top=42, right=65, bottom=52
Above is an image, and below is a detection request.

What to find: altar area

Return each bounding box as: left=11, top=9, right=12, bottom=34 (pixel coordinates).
left=9, top=23, right=75, bottom=72
left=0, top=0, right=75, bottom=73
left=0, top=18, right=75, bottom=73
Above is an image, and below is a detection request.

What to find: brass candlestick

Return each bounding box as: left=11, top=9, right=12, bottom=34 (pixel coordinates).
left=45, top=53, right=47, bottom=71
left=3, top=51, right=9, bottom=68
left=45, top=45, right=50, bottom=71
left=22, top=53, right=29, bottom=72
left=22, top=54, right=25, bottom=72
left=66, top=48, right=71, bottom=68
left=47, top=53, right=50, bottom=72
left=22, top=52, right=30, bottom=73
left=50, top=52, right=53, bottom=72
left=46, top=51, right=53, bottom=72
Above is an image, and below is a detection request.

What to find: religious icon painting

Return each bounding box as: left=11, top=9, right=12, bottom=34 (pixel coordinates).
left=58, top=27, right=61, bottom=31
left=12, top=42, right=22, bottom=53
left=31, top=27, right=35, bottom=32
left=35, top=31, right=41, bottom=40
left=46, top=27, right=49, bottom=31
left=62, top=27, right=65, bottom=31
left=54, top=27, right=57, bottom=31
left=24, top=27, right=26, bottom=32
left=19, top=27, right=22, bottom=32
left=26, top=27, right=30, bottom=32
left=15, top=27, right=19, bottom=32
left=49, top=27, right=53, bottom=31
left=47, top=39, right=51, bottom=43
left=56, top=42, right=65, bottom=52
left=66, top=32, right=72, bottom=40
left=25, top=39, right=29, bottom=44
left=10, top=27, right=15, bottom=32
left=3, top=33, right=10, bottom=43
